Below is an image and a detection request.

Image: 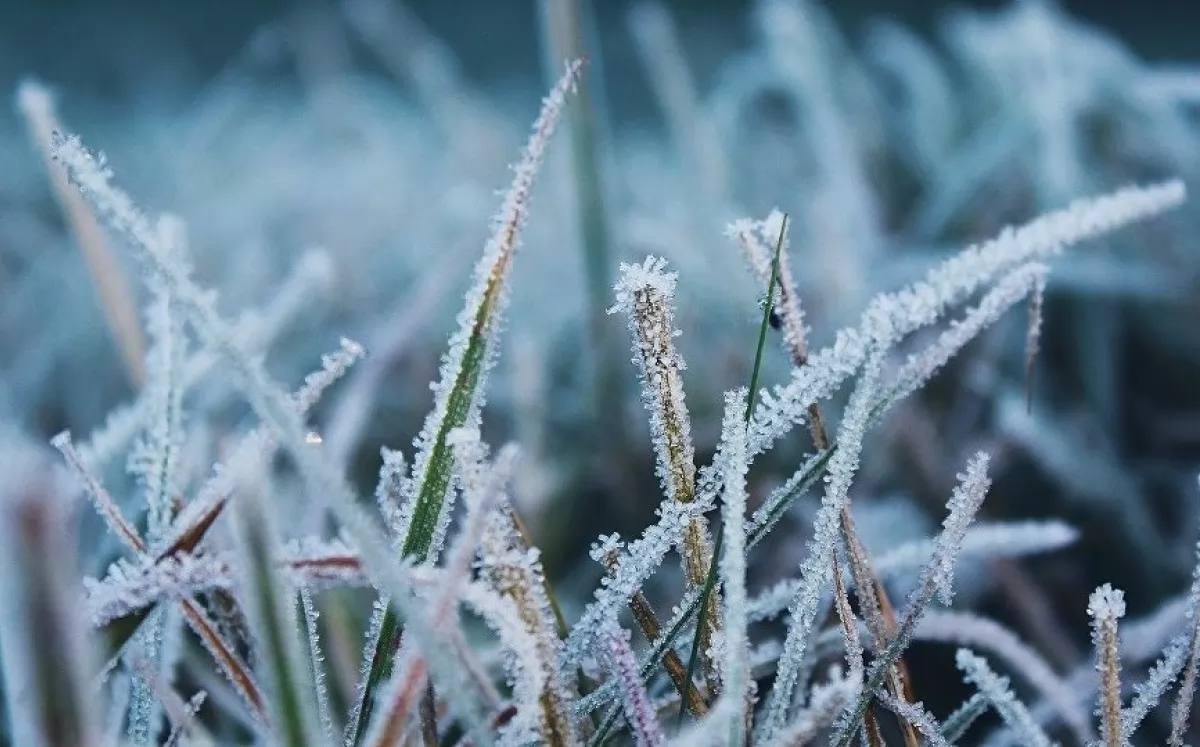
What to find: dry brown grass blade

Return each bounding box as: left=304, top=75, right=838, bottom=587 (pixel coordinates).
left=156, top=495, right=226, bottom=561
left=53, top=431, right=147, bottom=554
left=496, top=508, right=578, bottom=744
left=601, top=548, right=709, bottom=718
left=632, top=590, right=709, bottom=717
left=179, top=597, right=267, bottom=720
left=17, top=81, right=147, bottom=388
left=843, top=509, right=921, bottom=747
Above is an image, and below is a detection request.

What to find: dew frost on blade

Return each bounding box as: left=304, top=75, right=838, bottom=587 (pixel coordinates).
left=400, top=58, right=584, bottom=562
left=956, top=648, right=1054, bottom=747
left=1089, top=583, right=1126, bottom=747
left=602, top=622, right=664, bottom=747
left=715, top=388, right=752, bottom=740
left=760, top=346, right=887, bottom=742
left=349, top=60, right=581, bottom=739
left=743, top=180, right=1185, bottom=463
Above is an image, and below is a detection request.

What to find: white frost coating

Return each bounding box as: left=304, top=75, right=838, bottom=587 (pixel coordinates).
left=87, top=538, right=367, bottom=627
left=701, top=185, right=1175, bottom=555
left=932, top=453, right=993, bottom=605
left=727, top=209, right=811, bottom=362
left=153, top=335, right=362, bottom=561
left=716, top=389, right=751, bottom=743
left=51, top=430, right=146, bottom=554
left=743, top=180, right=1185, bottom=462
left=768, top=666, right=858, bottom=747
left=456, top=582, right=547, bottom=746
left=51, top=119, right=530, bottom=744
left=1125, top=633, right=1188, bottom=740
left=918, top=611, right=1090, bottom=743
left=128, top=268, right=186, bottom=541
left=401, top=59, right=582, bottom=564
left=828, top=452, right=992, bottom=746
left=760, top=347, right=887, bottom=741
left=560, top=485, right=712, bottom=670
left=299, top=587, right=337, bottom=744
left=363, top=434, right=516, bottom=747
left=344, top=597, right=388, bottom=747
left=875, top=692, right=949, bottom=747
left=1088, top=583, right=1126, bottom=747
left=609, top=255, right=697, bottom=507
left=1169, top=536, right=1200, bottom=746
left=942, top=693, right=989, bottom=743
left=479, top=501, right=577, bottom=743
left=601, top=622, right=664, bottom=747
left=230, top=466, right=322, bottom=743
left=86, top=553, right=230, bottom=626
left=956, top=649, right=1055, bottom=747
left=78, top=249, right=333, bottom=472
left=374, top=447, right=408, bottom=541
left=886, top=263, right=1048, bottom=408
left=293, top=337, right=366, bottom=413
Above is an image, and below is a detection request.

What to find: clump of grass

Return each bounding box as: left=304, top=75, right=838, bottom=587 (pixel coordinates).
left=5, top=15, right=1200, bottom=747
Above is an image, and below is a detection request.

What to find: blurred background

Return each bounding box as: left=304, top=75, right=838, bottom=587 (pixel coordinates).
left=1, top=1, right=1199, bottom=740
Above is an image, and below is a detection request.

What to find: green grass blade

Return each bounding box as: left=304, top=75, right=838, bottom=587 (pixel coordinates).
left=350, top=61, right=581, bottom=745
left=234, top=481, right=317, bottom=747
left=676, top=214, right=788, bottom=731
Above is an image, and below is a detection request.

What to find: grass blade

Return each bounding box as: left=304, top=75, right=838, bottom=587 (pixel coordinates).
left=0, top=441, right=101, bottom=747
left=350, top=60, right=581, bottom=743
left=232, top=471, right=318, bottom=745
left=678, top=214, right=788, bottom=730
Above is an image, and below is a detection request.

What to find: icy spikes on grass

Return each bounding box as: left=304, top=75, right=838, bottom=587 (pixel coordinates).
left=402, top=58, right=582, bottom=564
left=560, top=477, right=711, bottom=672
left=612, top=255, right=720, bottom=675
left=78, top=250, right=334, bottom=473
left=932, top=453, right=992, bottom=605
left=299, top=588, right=337, bottom=743
left=1125, top=633, right=1188, bottom=740
left=727, top=209, right=811, bottom=365
left=94, top=334, right=366, bottom=659
left=55, top=428, right=268, bottom=722
left=128, top=266, right=187, bottom=541
left=52, top=430, right=146, bottom=554
left=602, top=622, right=664, bottom=747
left=760, top=346, right=887, bottom=742
left=350, top=61, right=580, bottom=742
left=917, top=611, right=1090, bottom=743
left=479, top=503, right=577, bottom=745
left=610, top=256, right=698, bottom=509
left=744, top=181, right=1185, bottom=463
left=939, top=693, right=988, bottom=743
left=772, top=666, right=859, bottom=746
left=714, top=389, right=752, bottom=743
left=373, top=447, right=408, bottom=541
left=955, top=649, right=1054, bottom=747
left=364, top=433, right=516, bottom=746
left=294, top=337, right=366, bottom=414
left=829, top=453, right=993, bottom=746
left=126, top=268, right=185, bottom=745
left=1088, top=583, right=1126, bottom=747
left=1169, top=545, right=1200, bottom=745
left=874, top=692, right=948, bottom=747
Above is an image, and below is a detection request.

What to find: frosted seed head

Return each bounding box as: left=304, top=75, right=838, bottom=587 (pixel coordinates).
left=1088, top=583, right=1126, bottom=621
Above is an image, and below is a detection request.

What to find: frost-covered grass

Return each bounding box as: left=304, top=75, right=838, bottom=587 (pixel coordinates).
left=2, top=1, right=1200, bottom=745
